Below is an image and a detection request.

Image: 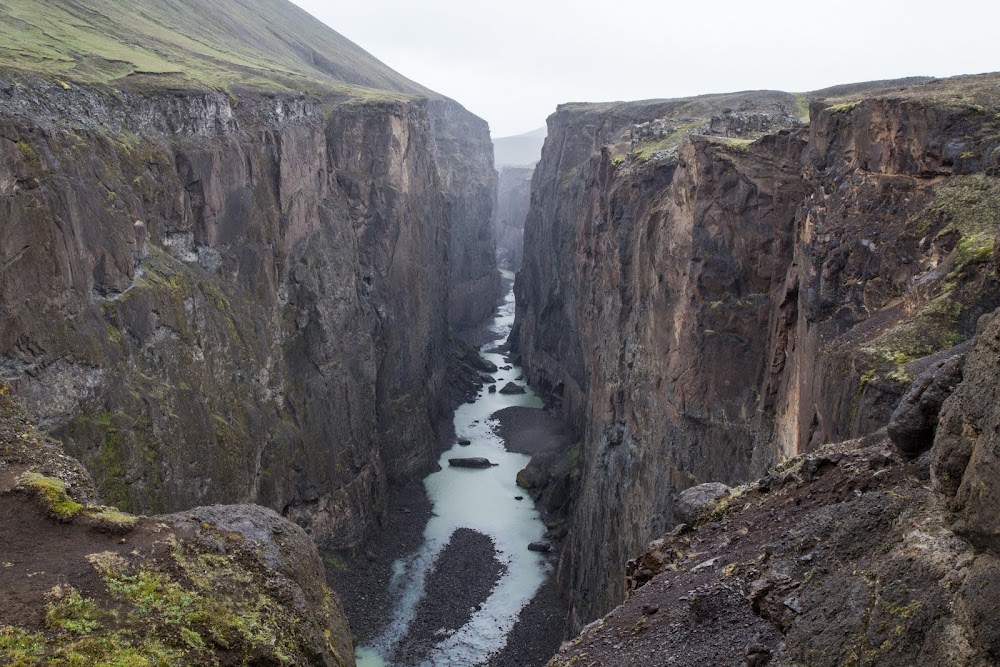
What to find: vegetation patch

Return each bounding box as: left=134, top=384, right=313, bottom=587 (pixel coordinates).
left=17, top=472, right=84, bottom=520
left=0, top=0, right=422, bottom=101
left=828, top=101, right=860, bottom=113
left=914, top=174, right=1000, bottom=265
left=45, top=585, right=101, bottom=635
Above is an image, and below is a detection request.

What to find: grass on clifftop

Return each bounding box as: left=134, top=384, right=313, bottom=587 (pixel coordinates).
left=0, top=0, right=428, bottom=100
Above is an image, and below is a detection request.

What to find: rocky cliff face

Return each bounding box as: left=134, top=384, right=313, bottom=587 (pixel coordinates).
left=0, top=74, right=493, bottom=549
left=496, top=166, right=533, bottom=271
left=512, top=75, right=1000, bottom=628
left=428, top=99, right=503, bottom=327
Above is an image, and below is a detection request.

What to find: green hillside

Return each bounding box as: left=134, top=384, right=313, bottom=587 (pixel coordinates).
left=0, top=0, right=433, bottom=98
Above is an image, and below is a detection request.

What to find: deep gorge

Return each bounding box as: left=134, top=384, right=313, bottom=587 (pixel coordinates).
left=3, top=4, right=1000, bottom=665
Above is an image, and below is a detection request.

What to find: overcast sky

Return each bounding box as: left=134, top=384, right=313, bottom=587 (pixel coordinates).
left=290, top=0, right=1000, bottom=138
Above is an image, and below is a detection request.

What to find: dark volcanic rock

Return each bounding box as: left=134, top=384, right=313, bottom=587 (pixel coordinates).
left=488, top=385, right=497, bottom=393
left=888, top=352, right=966, bottom=456
left=429, top=99, right=503, bottom=328
left=0, top=394, right=353, bottom=666
left=512, top=74, right=1000, bottom=628
left=499, top=382, right=526, bottom=395
left=528, top=541, right=552, bottom=552
left=552, top=434, right=1000, bottom=667
left=457, top=437, right=471, bottom=446
left=449, top=457, right=497, bottom=468
left=932, top=308, right=1000, bottom=548
left=0, top=75, right=502, bottom=551
left=674, top=482, right=732, bottom=524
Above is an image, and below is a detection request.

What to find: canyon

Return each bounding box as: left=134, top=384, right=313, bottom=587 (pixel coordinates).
left=2, top=1, right=1000, bottom=666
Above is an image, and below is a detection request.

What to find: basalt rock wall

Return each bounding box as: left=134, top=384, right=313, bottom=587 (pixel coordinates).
left=512, top=75, right=1000, bottom=627
left=0, top=76, right=492, bottom=549
left=428, top=98, right=503, bottom=327
left=496, top=165, right=533, bottom=271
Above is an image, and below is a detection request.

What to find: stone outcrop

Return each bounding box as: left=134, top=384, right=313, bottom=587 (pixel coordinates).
left=496, top=166, right=534, bottom=271
left=0, top=391, right=355, bottom=666
left=888, top=351, right=966, bottom=456
left=931, top=306, right=1000, bottom=549
left=512, top=74, right=1000, bottom=627
left=428, top=99, right=503, bottom=327
left=0, top=73, right=494, bottom=549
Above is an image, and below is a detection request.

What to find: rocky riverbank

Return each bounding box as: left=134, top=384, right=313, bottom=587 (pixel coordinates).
left=327, top=341, right=571, bottom=665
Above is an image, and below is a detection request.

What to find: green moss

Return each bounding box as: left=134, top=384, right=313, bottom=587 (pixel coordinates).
left=829, top=101, right=860, bottom=113
left=45, top=586, right=101, bottom=636
left=18, top=472, right=84, bottom=520
left=86, top=543, right=308, bottom=664
left=16, top=140, right=40, bottom=170
left=322, top=553, right=347, bottom=572
left=796, top=94, right=811, bottom=122
left=914, top=174, right=1000, bottom=247
left=49, top=634, right=184, bottom=667
left=713, top=136, right=754, bottom=151
left=84, top=506, right=139, bottom=531
left=16, top=140, right=35, bottom=160
left=105, top=323, right=123, bottom=346
left=85, top=413, right=129, bottom=509
left=0, top=626, right=45, bottom=665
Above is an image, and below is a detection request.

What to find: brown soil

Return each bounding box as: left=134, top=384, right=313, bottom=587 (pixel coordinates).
left=0, top=490, right=160, bottom=632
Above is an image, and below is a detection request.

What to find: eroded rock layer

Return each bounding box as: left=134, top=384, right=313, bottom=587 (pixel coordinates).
left=512, top=74, right=1000, bottom=627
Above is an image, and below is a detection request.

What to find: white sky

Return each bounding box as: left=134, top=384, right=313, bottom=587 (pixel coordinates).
left=290, top=0, right=1000, bottom=138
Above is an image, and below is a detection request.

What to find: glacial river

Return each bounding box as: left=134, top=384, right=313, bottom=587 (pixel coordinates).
left=356, top=271, right=550, bottom=666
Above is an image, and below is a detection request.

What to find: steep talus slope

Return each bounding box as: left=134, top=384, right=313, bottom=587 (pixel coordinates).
left=496, top=166, right=534, bottom=271
left=0, top=391, right=355, bottom=666
left=512, top=73, right=1000, bottom=628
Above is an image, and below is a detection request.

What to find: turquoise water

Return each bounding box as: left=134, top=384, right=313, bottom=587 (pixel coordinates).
left=356, top=272, right=551, bottom=667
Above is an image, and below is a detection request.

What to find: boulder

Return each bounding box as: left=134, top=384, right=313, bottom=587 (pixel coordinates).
left=448, top=457, right=497, bottom=469
left=674, top=482, right=732, bottom=524
left=888, top=353, right=965, bottom=456
left=457, top=437, right=471, bottom=446
left=516, top=466, right=548, bottom=489
left=499, top=382, right=526, bottom=395
left=470, top=356, right=498, bottom=374
left=480, top=374, right=496, bottom=384
left=488, top=385, right=497, bottom=393
left=528, top=541, right=552, bottom=552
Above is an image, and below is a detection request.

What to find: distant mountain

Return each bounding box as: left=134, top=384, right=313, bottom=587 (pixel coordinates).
left=0, top=0, right=433, bottom=99
left=493, top=126, right=547, bottom=167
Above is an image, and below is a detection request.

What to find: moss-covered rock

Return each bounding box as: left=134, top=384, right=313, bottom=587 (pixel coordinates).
left=0, top=393, right=355, bottom=666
